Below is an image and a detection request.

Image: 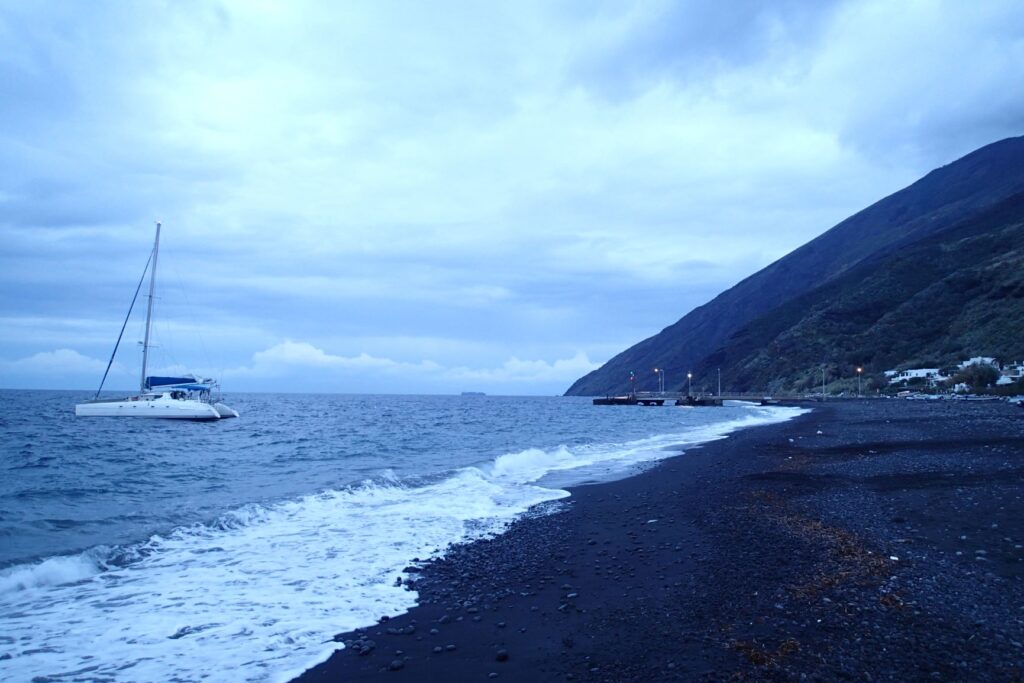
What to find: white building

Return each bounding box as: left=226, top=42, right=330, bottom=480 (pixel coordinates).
left=958, top=356, right=999, bottom=370
left=1002, top=361, right=1023, bottom=380
left=886, top=368, right=943, bottom=385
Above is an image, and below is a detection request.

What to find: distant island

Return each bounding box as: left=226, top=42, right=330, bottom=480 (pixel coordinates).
left=460, top=391, right=486, bottom=396
left=567, top=136, right=1024, bottom=398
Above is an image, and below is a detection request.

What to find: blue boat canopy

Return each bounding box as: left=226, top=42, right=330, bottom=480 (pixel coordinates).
left=172, top=384, right=214, bottom=392
left=146, top=376, right=213, bottom=390
left=146, top=376, right=195, bottom=388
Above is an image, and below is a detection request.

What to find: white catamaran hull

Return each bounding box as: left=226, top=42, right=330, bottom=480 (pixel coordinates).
left=75, top=395, right=222, bottom=420
left=213, top=402, right=240, bottom=418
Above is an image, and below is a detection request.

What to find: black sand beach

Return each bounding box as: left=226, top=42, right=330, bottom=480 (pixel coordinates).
left=295, top=400, right=1024, bottom=682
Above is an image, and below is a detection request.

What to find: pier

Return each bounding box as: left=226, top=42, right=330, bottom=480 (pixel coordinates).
left=592, top=392, right=783, bottom=407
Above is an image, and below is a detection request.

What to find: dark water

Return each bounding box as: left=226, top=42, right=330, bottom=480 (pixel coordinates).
left=0, top=390, right=802, bottom=681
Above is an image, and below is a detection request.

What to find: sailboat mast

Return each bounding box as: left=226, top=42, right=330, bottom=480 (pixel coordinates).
left=139, top=221, right=161, bottom=392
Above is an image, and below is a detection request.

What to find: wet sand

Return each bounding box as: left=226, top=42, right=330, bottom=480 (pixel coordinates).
left=293, top=400, right=1024, bottom=682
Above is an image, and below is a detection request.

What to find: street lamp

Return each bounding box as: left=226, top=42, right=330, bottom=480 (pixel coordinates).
left=856, top=367, right=863, bottom=396
left=687, top=372, right=692, bottom=397
left=653, top=368, right=664, bottom=394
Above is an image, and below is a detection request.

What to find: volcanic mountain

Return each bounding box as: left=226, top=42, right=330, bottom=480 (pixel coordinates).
left=565, top=136, right=1024, bottom=396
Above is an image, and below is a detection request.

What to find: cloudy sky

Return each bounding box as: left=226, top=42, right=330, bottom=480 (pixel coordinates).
left=2, top=1, right=1023, bottom=395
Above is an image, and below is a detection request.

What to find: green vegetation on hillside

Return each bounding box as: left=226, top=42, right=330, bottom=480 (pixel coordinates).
left=708, top=191, right=1024, bottom=393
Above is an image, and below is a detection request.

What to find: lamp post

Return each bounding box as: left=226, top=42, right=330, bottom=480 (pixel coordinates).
left=654, top=368, right=664, bottom=394
left=718, top=368, right=721, bottom=397
left=856, top=367, right=863, bottom=397
left=687, top=372, right=693, bottom=397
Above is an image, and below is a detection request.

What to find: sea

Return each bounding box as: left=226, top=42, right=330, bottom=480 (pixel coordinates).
left=0, top=390, right=804, bottom=682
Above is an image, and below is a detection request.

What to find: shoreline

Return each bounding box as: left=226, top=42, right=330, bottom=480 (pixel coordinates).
left=294, top=400, right=1024, bottom=682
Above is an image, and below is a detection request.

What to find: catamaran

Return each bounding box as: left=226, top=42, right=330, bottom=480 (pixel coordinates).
left=75, top=222, right=239, bottom=420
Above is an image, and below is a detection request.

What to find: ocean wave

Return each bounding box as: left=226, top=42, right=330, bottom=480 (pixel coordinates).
left=0, top=550, right=109, bottom=594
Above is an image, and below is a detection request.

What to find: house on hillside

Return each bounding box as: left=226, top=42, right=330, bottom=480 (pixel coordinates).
left=1002, top=361, right=1023, bottom=379
left=885, top=368, right=944, bottom=386
left=998, top=361, right=1023, bottom=386
left=959, top=356, right=999, bottom=370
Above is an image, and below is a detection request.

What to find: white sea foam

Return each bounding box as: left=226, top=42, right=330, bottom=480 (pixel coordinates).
left=0, top=404, right=805, bottom=682
left=492, top=405, right=806, bottom=486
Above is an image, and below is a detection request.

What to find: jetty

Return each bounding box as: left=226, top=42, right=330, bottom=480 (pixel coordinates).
left=592, top=392, right=782, bottom=407
left=593, top=394, right=666, bottom=406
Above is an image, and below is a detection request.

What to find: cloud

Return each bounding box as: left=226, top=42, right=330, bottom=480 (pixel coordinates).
left=447, top=352, right=602, bottom=384
left=223, top=340, right=599, bottom=394
left=567, top=0, right=843, bottom=98
left=2, top=348, right=108, bottom=374
left=242, top=340, right=442, bottom=374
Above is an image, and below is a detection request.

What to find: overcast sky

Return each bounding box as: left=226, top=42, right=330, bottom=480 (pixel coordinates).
left=2, top=0, right=1023, bottom=395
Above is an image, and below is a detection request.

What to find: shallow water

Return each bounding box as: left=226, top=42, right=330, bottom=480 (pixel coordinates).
left=0, top=390, right=803, bottom=682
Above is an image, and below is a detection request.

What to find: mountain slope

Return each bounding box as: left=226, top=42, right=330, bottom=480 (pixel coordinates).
left=697, top=190, right=1024, bottom=392
left=566, top=136, right=1024, bottom=396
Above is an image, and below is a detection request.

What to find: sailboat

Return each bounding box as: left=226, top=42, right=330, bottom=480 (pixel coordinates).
left=75, top=222, right=239, bottom=420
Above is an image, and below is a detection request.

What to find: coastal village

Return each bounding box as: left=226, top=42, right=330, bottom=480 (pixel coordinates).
left=883, top=356, right=1024, bottom=393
